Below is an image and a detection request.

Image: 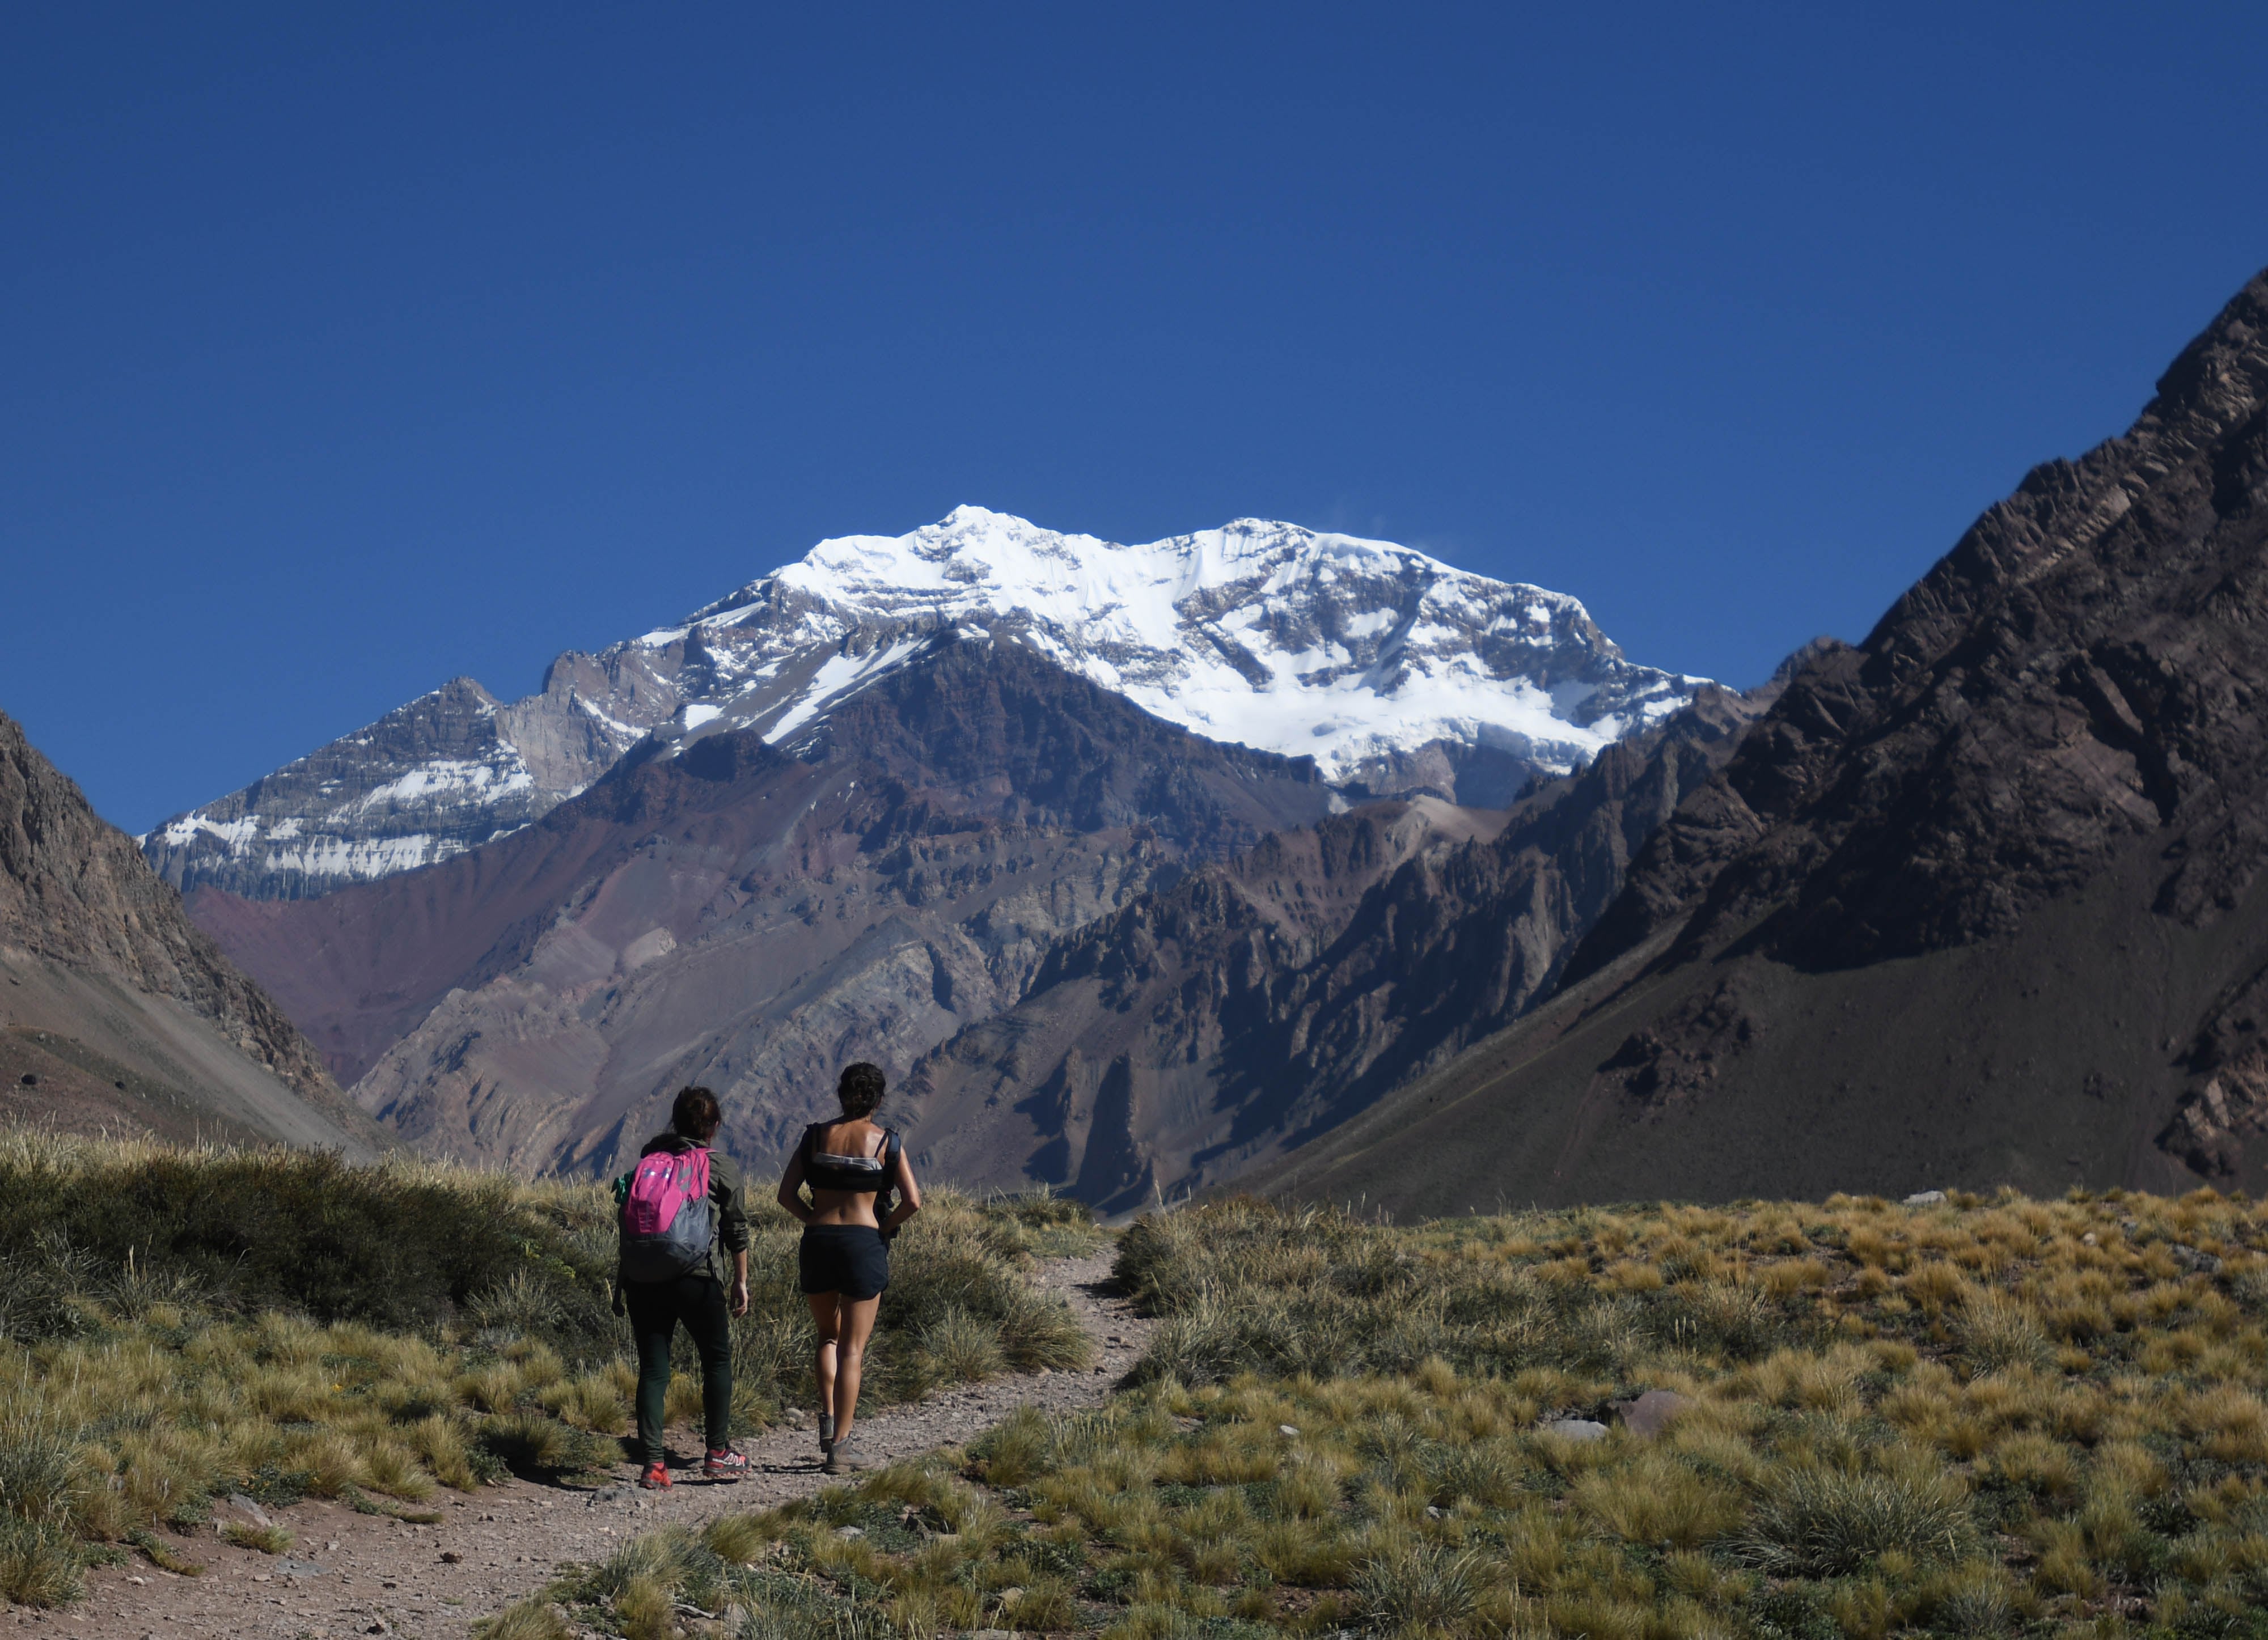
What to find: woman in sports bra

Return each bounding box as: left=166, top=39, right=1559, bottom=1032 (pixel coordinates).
left=776, top=1060, right=921, bottom=1474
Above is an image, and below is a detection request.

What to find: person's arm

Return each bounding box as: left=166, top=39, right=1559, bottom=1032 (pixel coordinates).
left=611, top=1168, right=630, bottom=1315
left=880, top=1143, right=921, bottom=1236
left=717, top=1156, right=753, bottom=1317
left=776, top=1145, right=813, bottom=1226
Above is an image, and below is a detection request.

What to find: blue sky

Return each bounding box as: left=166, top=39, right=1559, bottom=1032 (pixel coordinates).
left=6, top=4, right=2266, bottom=833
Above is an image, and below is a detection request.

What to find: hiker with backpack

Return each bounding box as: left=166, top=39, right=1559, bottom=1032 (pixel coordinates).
left=776, top=1061, right=922, bottom=1474
left=612, top=1085, right=751, bottom=1489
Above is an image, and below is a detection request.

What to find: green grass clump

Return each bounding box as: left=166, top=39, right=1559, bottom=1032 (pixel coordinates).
left=123, top=1527, right=202, bottom=1576
left=220, top=1521, right=292, bottom=1554
left=476, top=1410, right=617, bottom=1480
left=1355, top=1542, right=1483, bottom=1637
left=0, top=1129, right=1095, bottom=1608
left=0, top=1516, right=83, bottom=1608
left=0, top=1130, right=617, bottom=1346
left=1729, top=1467, right=1975, bottom=1575
left=977, top=1184, right=1111, bottom=1260
left=592, top=1185, right=2268, bottom=1639
left=473, top=1596, right=574, bottom=1640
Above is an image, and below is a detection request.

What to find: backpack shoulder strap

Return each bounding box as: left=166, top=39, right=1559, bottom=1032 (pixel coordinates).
left=875, top=1129, right=905, bottom=1230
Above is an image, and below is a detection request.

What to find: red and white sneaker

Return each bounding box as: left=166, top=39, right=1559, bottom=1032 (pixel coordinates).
left=638, top=1460, right=671, bottom=1490
left=703, top=1444, right=749, bottom=1482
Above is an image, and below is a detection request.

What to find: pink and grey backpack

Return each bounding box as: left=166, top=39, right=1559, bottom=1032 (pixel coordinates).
left=616, top=1145, right=714, bottom=1283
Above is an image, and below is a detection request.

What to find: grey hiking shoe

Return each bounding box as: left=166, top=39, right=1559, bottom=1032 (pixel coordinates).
left=821, top=1439, right=868, bottom=1476
left=818, top=1413, right=835, bottom=1455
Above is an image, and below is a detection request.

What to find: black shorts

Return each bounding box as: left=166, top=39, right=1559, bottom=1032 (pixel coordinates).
left=799, top=1224, right=890, bottom=1300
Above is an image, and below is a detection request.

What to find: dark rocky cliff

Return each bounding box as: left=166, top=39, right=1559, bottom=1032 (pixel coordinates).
left=902, top=672, right=1786, bottom=1209
left=0, top=709, right=374, bottom=1150
left=1249, top=266, right=2268, bottom=1213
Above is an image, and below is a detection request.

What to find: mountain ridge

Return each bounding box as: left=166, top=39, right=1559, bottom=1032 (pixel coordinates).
left=144, top=508, right=1702, bottom=901
left=898, top=666, right=1788, bottom=1210
left=1244, top=263, right=2268, bottom=1214
left=0, top=708, right=379, bottom=1152
left=190, top=635, right=1339, bottom=1177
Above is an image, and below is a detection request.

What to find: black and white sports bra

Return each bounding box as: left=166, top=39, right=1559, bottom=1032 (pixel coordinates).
left=802, top=1123, right=899, bottom=1194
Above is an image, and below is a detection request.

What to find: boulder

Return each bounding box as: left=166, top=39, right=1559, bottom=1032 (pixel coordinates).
left=1541, top=1418, right=1609, bottom=1442
left=1610, top=1389, right=1691, bottom=1438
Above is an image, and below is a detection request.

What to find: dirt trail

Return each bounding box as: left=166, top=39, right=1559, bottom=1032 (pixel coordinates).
left=73, top=1252, right=1152, bottom=1640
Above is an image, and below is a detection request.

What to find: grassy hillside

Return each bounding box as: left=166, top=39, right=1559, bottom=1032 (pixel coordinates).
left=0, top=1130, right=1096, bottom=1607
left=564, top=1188, right=2268, bottom=1639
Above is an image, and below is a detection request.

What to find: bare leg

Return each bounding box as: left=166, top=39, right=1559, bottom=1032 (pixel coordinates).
left=807, top=1294, right=840, bottom=1423
left=831, top=1295, right=882, bottom=1446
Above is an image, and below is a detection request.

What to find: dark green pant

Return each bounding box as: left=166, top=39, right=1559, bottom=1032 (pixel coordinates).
left=623, top=1273, right=733, bottom=1462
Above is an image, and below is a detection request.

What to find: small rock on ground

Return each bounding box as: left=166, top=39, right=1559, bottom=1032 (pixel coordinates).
left=1542, top=1418, right=1609, bottom=1442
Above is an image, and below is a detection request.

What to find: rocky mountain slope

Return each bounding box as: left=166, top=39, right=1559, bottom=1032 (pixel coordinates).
left=145, top=508, right=1702, bottom=900
left=900, top=671, right=1785, bottom=1211
left=142, top=677, right=627, bottom=901
left=191, top=635, right=1336, bottom=1175
left=0, top=710, right=378, bottom=1151
left=1249, top=265, right=2268, bottom=1214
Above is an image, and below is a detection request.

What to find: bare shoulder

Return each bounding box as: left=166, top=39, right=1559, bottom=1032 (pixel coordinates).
left=819, top=1116, right=882, bottom=1150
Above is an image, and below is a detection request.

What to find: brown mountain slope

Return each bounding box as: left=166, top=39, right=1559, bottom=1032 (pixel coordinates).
left=900, top=675, right=1784, bottom=1211
left=899, top=796, right=1508, bottom=1210
left=1248, top=265, right=2268, bottom=1214
left=0, top=710, right=377, bottom=1151
left=192, top=635, right=1335, bottom=1176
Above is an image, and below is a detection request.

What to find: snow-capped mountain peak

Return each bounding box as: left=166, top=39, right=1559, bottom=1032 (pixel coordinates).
left=143, top=509, right=1706, bottom=899
left=642, top=506, right=1692, bottom=776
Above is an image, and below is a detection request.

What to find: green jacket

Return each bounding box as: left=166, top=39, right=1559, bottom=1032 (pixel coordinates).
left=617, top=1134, right=751, bottom=1286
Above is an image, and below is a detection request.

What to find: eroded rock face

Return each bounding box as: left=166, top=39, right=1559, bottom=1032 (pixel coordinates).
left=141, top=667, right=662, bottom=901
left=1558, top=270, right=2268, bottom=1184
left=1, top=711, right=325, bottom=1094
left=1597, top=974, right=1765, bottom=1116
left=902, top=797, right=1507, bottom=1209
left=899, top=677, right=1778, bottom=1210
left=1239, top=266, right=2268, bottom=1214
left=1571, top=273, right=2268, bottom=984
left=193, top=638, right=1335, bottom=1178
left=2164, top=968, right=2268, bottom=1177
left=0, top=709, right=370, bottom=1148
left=142, top=509, right=1703, bottom=901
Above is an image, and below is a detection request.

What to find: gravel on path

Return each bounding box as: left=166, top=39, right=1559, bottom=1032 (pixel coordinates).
left=78, top=1251, right=1152, bottom=1640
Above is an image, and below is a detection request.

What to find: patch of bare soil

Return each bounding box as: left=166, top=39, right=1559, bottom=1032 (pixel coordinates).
left=0, top=1025, right=255, bottom=1146
left=77, top=1251, right=1150, bottom=1639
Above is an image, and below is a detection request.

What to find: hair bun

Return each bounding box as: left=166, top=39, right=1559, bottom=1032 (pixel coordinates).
left=671, top=1085, right=722, bottom=1140
left=837, top=1062, right=886, bottom=1118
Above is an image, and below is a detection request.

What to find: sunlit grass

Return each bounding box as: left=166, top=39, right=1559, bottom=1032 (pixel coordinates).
left=580, top=1184, right=2268, bottom=1638
left=0, top=1128, right=1093, bottom=1607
